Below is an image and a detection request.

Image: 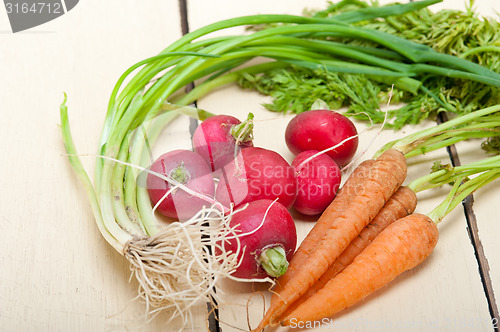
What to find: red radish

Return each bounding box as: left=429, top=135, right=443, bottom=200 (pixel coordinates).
left=285, top=109, right=358, bottom=166
left=216, top=147, right=297, bottom=210
left=223, top=199, right=297, bottom=279
left=147, top=149, right=215, bottom=220
left=292, top=150, right=341, bottom=216
left=192, top=113, right=254, bottom=172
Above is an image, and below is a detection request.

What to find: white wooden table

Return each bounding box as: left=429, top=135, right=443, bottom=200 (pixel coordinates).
left=0, top=1, right=498, bottom=331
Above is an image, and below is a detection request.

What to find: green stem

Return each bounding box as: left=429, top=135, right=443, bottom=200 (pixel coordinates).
left=245, top=36, right=411, bottom=73
left=174, top=62, right=289, bottom=106
left=231, top=113, right=254, bottom=143
left=410, top=63, right=500, bottom=87
left=374, top=104, right=500, bottom=157
left=140, top=22, right=500, bottom=118
left=428, top=169, right=500, bottom=223
left=128, top=111, right=183, bottom=236
left=330, top=0, right=441, bottom=23
left=419, top=85, right=455, bottom=113
left=460, top=46, right=500, bottom=59
left=60, top=96, right=129, bottom=251
left=408, top=155, right=500, bottom=193
left=160, top=102, right=214, bottom=120
left=404, top=127, right=500, bottom=158
left=128, top=110, right=178, bottom=236
left=369, top=75, right=421, bottom=95
left=111, top=131, right=146, bottom=235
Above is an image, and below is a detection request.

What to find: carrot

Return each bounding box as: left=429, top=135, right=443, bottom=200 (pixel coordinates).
left=279, top=159, right=375, bottom=287
left=251, top=116, right=500, bottom=331
left=278, top=164, right=500, bottom=326
left=275, top=153, right=496, bottom=322
left=267, top=148, right=407, bottom=326
left=254, top=159, right=376, bottom=330
left=279, top=185, right=417, bottom=319
left=320, top=186, right=417, bottom=282
left=280, top=213, right=439, bottom=325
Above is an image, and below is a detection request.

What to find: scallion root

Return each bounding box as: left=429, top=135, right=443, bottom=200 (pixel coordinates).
left=123, top=205, right=242, bottom=326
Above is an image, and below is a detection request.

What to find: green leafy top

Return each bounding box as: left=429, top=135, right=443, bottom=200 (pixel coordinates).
left=238, top=0, right=500, bottom=144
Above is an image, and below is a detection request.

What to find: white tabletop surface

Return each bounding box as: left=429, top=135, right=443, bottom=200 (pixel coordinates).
left=1, top=1, right=499, bottom=331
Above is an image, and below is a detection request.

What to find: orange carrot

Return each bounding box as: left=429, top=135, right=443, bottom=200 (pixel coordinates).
left=254, top=159, right=376, bottom=331
left=280, top=213, right=439, bottom=325
left=279, top=185, right=417, bottom=319
left=280, top=159, right=376, bottom=287
left=267, top=149, right=407, bottom=326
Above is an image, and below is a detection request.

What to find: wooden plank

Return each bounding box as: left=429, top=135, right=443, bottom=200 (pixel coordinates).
left=186, top=0, right=497, bottom=331
left=0, top=1, right=206, bottom=331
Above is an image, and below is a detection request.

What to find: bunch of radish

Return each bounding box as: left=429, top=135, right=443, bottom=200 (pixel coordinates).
left=146, top=109, right=359, bottom=280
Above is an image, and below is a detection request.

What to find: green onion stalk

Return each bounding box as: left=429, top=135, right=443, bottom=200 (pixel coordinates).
left=60, top=0, right=500, bottom=322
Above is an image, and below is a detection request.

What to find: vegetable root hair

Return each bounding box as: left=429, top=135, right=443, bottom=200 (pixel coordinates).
left=122, top=205, right=242, bottom=327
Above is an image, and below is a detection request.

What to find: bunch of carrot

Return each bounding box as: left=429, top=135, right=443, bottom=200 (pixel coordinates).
left=253, top=105, right=500, bottom=329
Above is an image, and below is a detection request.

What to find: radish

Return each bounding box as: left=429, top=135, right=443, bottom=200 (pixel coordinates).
left=223, top=199, right=297, bottom=279
left=285, top=109, right=358, bottom=166
left=216, top=147, right=297, bottom=210
left=292, top=150, right=341, bottom=216
left=147, top=149, right=215, bottom=220
left=192, top=113, right=254, bottom=172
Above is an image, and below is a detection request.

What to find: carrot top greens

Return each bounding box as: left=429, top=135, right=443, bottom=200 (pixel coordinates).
left=239, top=0, right=500, bottom=140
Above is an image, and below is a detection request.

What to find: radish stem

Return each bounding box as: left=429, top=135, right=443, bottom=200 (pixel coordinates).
left=231, top=113, right=255, bottom=144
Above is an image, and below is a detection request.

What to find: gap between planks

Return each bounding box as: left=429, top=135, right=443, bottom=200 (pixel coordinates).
left=177, top=1, right=220, bottom=331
